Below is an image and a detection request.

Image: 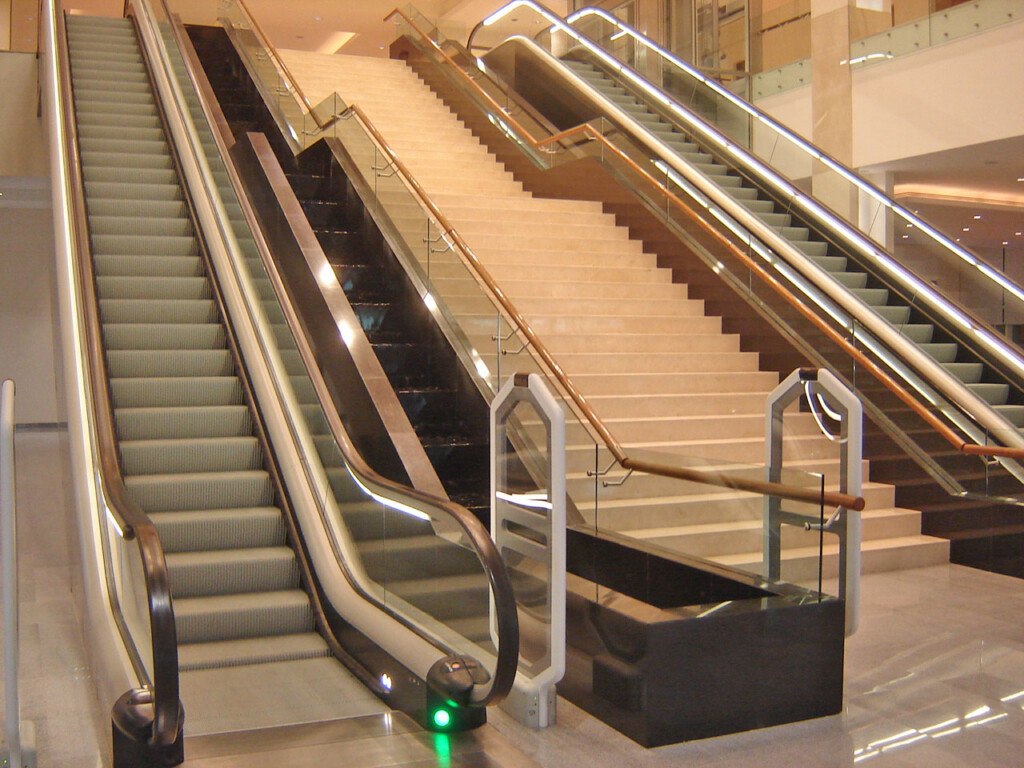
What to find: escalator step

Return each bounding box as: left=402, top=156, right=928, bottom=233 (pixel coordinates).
left=88, top=198, right=188, bottom=219
left=120, top=435, right=262, bottom=475
left=969, top=383, right=1009, bottom=405
left=94, top=254, right=203, bottom=278
left=113, top=404, right=252, bottom=440
left=96, top=274, right=208, bottom=300
left=167, top=549, right=299, bottom=600
left=151, top=506, right=286, bottom=554
left=173, top=589, right=311, bottom=642
left=875, top=305, right=912, bottom=324
left=110, top=375, right=243, bottom=408
left=102, top=322, right=225, bottom=350
left=944, top=362, right=984, bottom=384
left=124, top=469, right=273, bottom=513
left=84, top=166, right=177, bottom=185
left=100, top=297, right=219, bottom=324
left=106, top=348, right=234, bottom=378
left=849, top=287, right=890, bottom=306
left=920, top=342, right=958, bottom=363
left=178, top=632, right=329, bottom=672
left=86, top=180, right=181, bottom=201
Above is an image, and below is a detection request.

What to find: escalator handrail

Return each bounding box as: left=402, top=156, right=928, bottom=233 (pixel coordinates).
left=388, top=8, right=1024, bottom=465
left=144, top=0, right=519, bottom=708
left=477, top=1, right=1024, bottom=339
left=48, top=0, right=180, bottom=747
left=488, top=31, right=1024, bottom=465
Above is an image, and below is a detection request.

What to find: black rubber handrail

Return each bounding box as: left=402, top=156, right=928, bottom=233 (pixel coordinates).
left=54, top=4, right=181, bottom=748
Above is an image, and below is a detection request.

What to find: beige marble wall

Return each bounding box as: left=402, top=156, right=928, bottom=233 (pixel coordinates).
left=810, top=0, right=856, bottom=218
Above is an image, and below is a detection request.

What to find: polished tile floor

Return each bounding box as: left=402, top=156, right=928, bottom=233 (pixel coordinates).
left=6, top=431, right=1024, bottom=766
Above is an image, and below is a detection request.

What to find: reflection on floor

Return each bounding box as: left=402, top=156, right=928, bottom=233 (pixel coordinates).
left=6, top=431, right=1024, bottom=766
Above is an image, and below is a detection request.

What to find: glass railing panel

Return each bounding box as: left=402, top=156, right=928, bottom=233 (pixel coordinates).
left=151, top=3, right=514, bottom=680
left=104, top=506, right=156, bottom=678
left=217, top=0, right=306, bottom=147
left=590, top=446, right=828, bottom=589
left=849, top=0, right=1024, bottom=71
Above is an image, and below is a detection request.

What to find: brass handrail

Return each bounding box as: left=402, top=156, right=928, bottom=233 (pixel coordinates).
left=386, top=7, right=1024, bottom=467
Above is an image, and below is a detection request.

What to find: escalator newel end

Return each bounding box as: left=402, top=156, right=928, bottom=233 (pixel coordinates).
left=425, top=655, right=489, bottom=732
left=111, top=688, right=184, bottom=768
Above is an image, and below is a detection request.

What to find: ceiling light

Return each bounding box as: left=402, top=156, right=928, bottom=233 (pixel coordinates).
left=1004, top=241, right=1010, bottom=246
left=1018, top=177, right=1024, bottom=182
left=973, top=214, right=982, bottom=219
left=962, top=227, right=970, bottom=232
left=313, top=14, right=322, bottom=20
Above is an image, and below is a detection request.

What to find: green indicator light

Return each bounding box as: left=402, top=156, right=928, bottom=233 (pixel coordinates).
left=432, top=708, right=452, bottom=729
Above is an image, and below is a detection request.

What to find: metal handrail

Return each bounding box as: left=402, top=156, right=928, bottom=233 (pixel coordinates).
left=562, top=4, right=1024, bottom=325
left=147, top=0, right=519, bottom=707
left=389, top=7, right=1024, bottom=466
left=50, top=0, right=180, bottom=746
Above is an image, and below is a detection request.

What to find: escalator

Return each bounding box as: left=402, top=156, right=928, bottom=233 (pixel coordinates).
left=69, top=12, right=328, bottom=676
left=48, top=4, right=520, bottom=763
left=395, top=2, right=1024, bottom=575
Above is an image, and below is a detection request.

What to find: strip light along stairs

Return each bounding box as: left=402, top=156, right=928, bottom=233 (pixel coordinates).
left=278, top=48, right=948, bottom=579
left=64, top=14, right=357, bottom=714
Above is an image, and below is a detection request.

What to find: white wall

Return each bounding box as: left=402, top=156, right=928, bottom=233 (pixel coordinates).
left=754, top=19, right=1024, bottom=169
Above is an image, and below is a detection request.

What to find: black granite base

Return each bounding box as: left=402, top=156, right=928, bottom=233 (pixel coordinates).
left=562, top=529, right=846, bottom=746
left=951, top=532, right=1024, bottom=579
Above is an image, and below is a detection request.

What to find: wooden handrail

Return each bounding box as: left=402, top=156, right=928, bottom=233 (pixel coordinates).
left=384, top=7, right=1024, bottom=470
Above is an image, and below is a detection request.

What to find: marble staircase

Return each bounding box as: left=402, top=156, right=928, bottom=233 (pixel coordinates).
left=277, top=50, right=948, bottom=578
